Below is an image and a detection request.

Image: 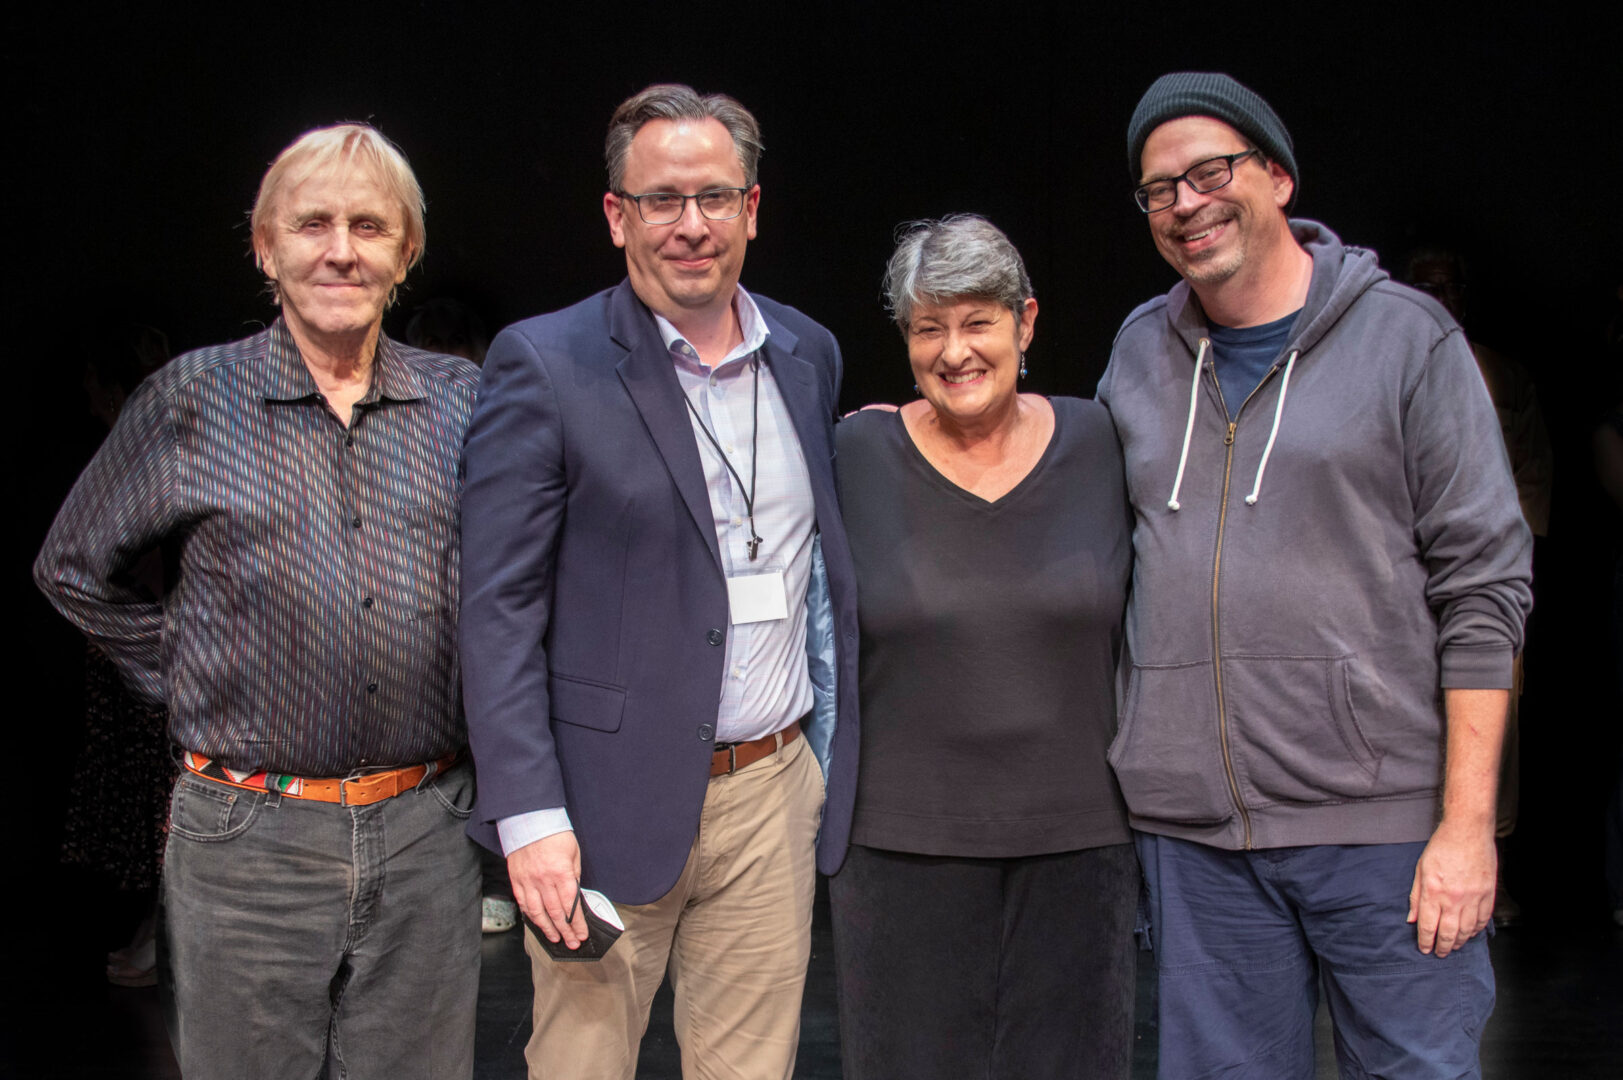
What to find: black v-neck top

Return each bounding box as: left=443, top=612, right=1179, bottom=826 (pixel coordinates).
left=834, top=397, right=1132, bottom=856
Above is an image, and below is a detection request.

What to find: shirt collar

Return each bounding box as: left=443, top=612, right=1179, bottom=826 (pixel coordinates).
left=370, top=334, right=428, bottom=403
left=259, top=318, right=426, bottom=405
left=652, top=286, right=770, bottom=368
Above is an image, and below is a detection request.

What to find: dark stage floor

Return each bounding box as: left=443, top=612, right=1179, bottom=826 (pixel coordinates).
left=11, top=878, right=1620, bottom=1079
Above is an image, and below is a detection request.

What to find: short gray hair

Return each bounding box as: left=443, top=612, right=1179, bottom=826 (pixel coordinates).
left=604, top=83, right=763, bottom=191
left=883, top=214, right=1033, bottom=335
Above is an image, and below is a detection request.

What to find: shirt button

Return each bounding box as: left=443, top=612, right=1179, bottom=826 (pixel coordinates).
left=697, top=724, right=714, bottom=741
left=706, top=628, right=724, bottom=646
left=362, top=597, right=374, bottom=608
left=730, top=516, right=742, bottom=528
left=345, top=435, right=354, bottom=447
left=724, top=444, right=734, bottom=454
left=366, top=682, right=378, bottom=693
left=352, top=516, right=362, bottom=528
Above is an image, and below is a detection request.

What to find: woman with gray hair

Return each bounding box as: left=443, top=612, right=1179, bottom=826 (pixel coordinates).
left=830, top=215, right=1138, bottom=1078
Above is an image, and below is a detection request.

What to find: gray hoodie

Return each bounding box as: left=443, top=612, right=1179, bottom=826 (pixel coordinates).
left=1097, top=220, right=1532, bottom=851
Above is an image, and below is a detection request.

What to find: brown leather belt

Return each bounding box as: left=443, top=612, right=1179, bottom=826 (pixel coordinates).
left=182, top=750, right=460, bottom=806
left=711, top=718, right=801, bottom=778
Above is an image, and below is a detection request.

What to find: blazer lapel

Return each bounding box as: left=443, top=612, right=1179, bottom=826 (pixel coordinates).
left=760, top=335, right=839, bottom=523
left=610, top=285, right=724, bottom=573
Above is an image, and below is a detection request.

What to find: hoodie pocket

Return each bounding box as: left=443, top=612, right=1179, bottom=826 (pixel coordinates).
left=1223, top=655, right=1383, bottom=806
left=1108, top=662, right=1235, bottom=827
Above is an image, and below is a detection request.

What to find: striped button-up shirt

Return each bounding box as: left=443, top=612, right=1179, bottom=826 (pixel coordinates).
left=35, top=319, right=480, bottom=776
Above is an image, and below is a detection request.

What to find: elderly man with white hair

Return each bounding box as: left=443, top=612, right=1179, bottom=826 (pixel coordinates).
left=35, top=123, right=482, bottom=1079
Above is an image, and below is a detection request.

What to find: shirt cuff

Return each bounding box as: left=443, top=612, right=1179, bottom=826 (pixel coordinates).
left=496, top=807, right=573, bottom=856
left=1438, top=643, right=1516, bottom=690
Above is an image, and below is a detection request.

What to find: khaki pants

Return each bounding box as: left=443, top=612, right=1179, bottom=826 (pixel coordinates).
left=524, top=731, right=824, bottom=1080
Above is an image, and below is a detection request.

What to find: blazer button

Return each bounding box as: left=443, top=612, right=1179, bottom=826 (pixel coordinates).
left=706, top=628, right=724, bottom=646
left=697, top=724, right=714, bottom=741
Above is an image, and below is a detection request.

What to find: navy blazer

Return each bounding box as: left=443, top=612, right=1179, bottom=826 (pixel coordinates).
left=460, top=281, right=860, bottom=904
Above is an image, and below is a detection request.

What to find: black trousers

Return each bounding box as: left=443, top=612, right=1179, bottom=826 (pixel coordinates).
left=829, top=841, right=1139, bottom=1080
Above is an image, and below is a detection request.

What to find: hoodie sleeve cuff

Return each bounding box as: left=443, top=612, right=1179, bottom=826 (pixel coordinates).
left=1439, top=644, right=1516, bottom=690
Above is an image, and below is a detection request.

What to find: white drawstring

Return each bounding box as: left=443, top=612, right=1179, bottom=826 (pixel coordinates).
left=1166, top=338, right=1209, bottom=512
left=1244, top=349, right=1298, bottom=506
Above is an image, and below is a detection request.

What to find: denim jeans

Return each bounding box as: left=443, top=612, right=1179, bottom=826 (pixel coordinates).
left=159, top=759, right=481, bottom=1079
left=1138, top=834, right=1495, bottom=1080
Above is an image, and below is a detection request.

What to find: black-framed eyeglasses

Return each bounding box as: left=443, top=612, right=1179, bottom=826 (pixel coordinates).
left=1133, top=150, right=1260, bottom=213
left=615, top=187, right=750, bottom=225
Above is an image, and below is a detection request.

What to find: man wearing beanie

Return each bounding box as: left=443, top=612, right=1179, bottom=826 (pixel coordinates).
left=1097, top=72, right=1531, bottom=1077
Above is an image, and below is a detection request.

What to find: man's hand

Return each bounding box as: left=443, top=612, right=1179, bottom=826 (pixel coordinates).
left=1407, top=817, right=1495, bottom=957
left=508, top=831, right=588, bottom=950
left=1407, top=686, right=1508, bottom=957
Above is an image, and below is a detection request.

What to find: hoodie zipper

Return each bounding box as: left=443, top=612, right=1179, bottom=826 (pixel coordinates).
left=1206, top=358, right=1282, bottom=851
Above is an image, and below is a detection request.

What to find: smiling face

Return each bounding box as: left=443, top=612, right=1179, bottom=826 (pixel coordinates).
left=1139, top=116, right=1294, bottom=290
left=907, top=296, right=1037, bottom=429
left=256, top=164, right=412, bottom=353
left=603, top=117, right=759, bottom=330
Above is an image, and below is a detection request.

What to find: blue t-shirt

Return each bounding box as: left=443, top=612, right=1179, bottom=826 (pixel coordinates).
left=1208, top=310, right=1299, bottom=411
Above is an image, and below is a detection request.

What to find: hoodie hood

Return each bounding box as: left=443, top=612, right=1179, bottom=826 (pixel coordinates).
left=1163, top=220, right=1388, bottom=363
left=1156, top=220, right=1391, bottom=509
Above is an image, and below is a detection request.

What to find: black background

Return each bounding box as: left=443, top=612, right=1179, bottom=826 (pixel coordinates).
left=10, top=2, right=1623, bottom=925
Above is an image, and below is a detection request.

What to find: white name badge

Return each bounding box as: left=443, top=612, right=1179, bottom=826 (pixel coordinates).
left=727, top=570, right=788, bottom=625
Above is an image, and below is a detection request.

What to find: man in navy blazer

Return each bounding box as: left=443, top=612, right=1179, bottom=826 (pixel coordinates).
left=460, top=84, right=859, bottom=1079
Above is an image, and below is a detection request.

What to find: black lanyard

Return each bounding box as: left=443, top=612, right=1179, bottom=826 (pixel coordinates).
left=683, top=354, right=763, bottom=561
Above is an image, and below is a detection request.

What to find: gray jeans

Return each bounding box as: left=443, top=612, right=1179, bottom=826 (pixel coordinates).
left=159, top=760, right=481, bottom=1079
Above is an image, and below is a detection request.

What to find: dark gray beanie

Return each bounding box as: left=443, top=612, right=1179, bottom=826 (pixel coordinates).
left=1127, top=72, right=1297, bottom=191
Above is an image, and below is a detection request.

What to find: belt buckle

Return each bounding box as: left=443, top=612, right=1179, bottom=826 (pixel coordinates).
left=727, top=743, right=738, bottom=775
left=338, top=773, right=361, bottom=807
left=340, top=769, right=396, bottom=806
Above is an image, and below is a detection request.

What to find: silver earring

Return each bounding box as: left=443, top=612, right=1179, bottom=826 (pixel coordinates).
left=1019, top=354, right=1028, bottom=380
